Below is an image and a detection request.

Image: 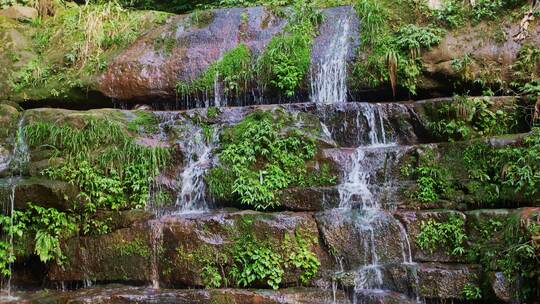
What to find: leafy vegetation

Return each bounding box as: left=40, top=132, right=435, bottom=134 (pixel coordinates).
left=206, top=110, right=336, bottom=210
left=468, top=215, right=540, bottom=300
left=116, top=0, right=354, bottom=13
left=24, top=115, right=169, bottom=227
left=416, top=214, right=467, bottom=256
left=175, top=0, right=322, bottom=101
left=433, top=0, right=527, bottom=27
left=179, top=218, right=320, bottom=290
left=230, top=232, right=284, bottom=289
left=428, top=96, right=518, bottom=141
left=404, top=125, right=540, bottom=207
left=352, top=0, right=444, bottom=96
left=257, top=0, right=322, bottom=97
left=462, top=283, right=482, bottom=300
left=8, top=1, right=169, bottom=100
left=0, top=203, right=77, bottom=273
left=401, top=148, right=453, bottom=203
left=175, top=44, right=253, bottom=100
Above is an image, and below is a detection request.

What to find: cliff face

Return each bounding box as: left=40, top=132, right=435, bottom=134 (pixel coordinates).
left=0, top=3, right=538, bottom=108
left=0, top=1, right=539, bottom=304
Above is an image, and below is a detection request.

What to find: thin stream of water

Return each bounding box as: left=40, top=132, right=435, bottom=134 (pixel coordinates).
left=1, top=117, right=29, bottom=302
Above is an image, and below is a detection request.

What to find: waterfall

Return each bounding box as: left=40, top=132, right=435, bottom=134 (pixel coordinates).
left=311, top=15, right=351, bottom=104
left=213, top=72, right=223, bottom=108
left=176, top=123, right=220, bottom=213
left=1, top=117, right=28, bottom=301
left=331, top=104, right=419, bottom=302
left=149, top=220, right=163, bottom=289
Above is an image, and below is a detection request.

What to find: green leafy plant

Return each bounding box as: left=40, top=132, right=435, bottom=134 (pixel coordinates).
left=352, top=0, right=444, bottom=96
left=403, top=148, right=453, bottom=203
left=428, top=95, right=517, bottom=141
left=175, top=44, right=253, bottom=99
left=229, top=233, right=284, bottom=290
left=468, top=214, right=540, bottom=300
left=416, top=215, right=467, bottom=256
left=462, top=283, right=482, bottom=300
left=206, top=110, right=335, bottom=209
left=282, top=230, right=320, bottom=284
left=0, top=204, right=77, bottom=267
left=257, top=0, right=322, bottom=97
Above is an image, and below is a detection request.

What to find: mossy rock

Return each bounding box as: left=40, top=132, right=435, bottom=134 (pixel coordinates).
left=0, top=103, right=19, bottom=141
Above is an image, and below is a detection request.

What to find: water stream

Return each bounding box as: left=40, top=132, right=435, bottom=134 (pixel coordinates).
left=0, top=117, right=29, bottom=302
left=328, top=104, right=419, bottom=303
left=311, top=14, right=351, bottom=104
left=176, top=122, right=220, bottom=214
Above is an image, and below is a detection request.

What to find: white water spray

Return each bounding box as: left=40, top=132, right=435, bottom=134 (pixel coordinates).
left=332, top=104, right=420, bottom=302
left=176, top=124, right=220, bottom=213
left=311, top=16, right=351, bottom=104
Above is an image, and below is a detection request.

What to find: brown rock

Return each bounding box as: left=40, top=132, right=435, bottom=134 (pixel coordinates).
left=47, top=211, right=335, bottom=289
left=0, top=6, right=38, bottom=21
left=395, top=210, right=467, bottom=263
left=417, top=263, right=481, bottom=299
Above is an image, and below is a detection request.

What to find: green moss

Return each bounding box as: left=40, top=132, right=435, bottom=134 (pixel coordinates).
left=175, top=43, right=253, bottom=99
left=7, top=2, right=167, bottom=102
left=117, top=238, right=151, bottom=259
left=127, top=110, right=160, bottom=135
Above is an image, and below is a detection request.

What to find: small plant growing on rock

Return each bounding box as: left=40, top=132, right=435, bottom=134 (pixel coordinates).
left=462, top=283, right=482, bottom=300
left=416, top=215, right=467, bottom=256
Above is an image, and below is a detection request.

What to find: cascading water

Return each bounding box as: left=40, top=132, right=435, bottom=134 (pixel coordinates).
left=0, top=117, right=29, bottom=301
left=176, top=122, right=220, bottom=213
left=328, top=104, right=419, bottom=303
left=310, top=15, right=351, bottom=104
left=213, top=72, right=223, bottom=108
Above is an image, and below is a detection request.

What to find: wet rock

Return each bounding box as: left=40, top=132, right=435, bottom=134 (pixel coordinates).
left=10, top=177, right=79, bottom=211
left=0, top=103, right=19, bottom=140
left=316, top=209, right=411, bottom=270
left=158, top=211, right=334, bottom=288
left=422, top=21, right=540, bottom=93
left=278, top=187, right=339, bottom=211
left=0, top=6, right=38, bottom=21
left=100, top=6, right=287, bottom=102
left=417, top=263, right=480, bottom=299
left=47, top=211, right=334, bottom=288
left=319, top=102, right=419, bottom=147
left=5, top=286, right=350, bottom=304
left=395, top=210, right=467, bottom=263
left=489, top=272, right=512, bottom=303
left=353, top=289, right=416, bottom=304
left=0, top=145, right=10, bottom=176
left=48, top=224, right=153, bottom=283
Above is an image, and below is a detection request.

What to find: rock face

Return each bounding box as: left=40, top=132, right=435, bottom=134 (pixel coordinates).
left=4, top=286, right=351, bottom=304
left=422, top=19, right=540, bottom=92
left=0, top=3, right=536, bottom=107
left=4, top=97, right=540, bottom=303
left=0, top=6, right=38, bottom=21
left=47, top=211, right=335, bottom=288
left=99, top=6, right=288, bottom=102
